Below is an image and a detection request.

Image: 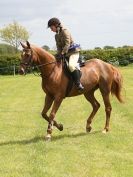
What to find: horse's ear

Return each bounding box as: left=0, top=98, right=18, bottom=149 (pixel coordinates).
left=26, top=41, right=31, bottom=49
left=20, top=42, right=26, bottom=48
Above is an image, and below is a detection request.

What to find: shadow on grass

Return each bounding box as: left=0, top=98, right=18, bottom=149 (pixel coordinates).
left=52, top=130, right=101, bottom=142
left=0, top=130, right=101, bottom=146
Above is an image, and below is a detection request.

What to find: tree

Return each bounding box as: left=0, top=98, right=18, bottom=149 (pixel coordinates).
left=122, top=45, right=130, bottom=48
left=0, top=21, right=30, bottom=52
left=103, top=46, right=115, bottom=50
left=42, top=45, right=50, bottom=51
left=0, top=44, right=16, bottom=54
left=94, top=47, right=101, bottom=50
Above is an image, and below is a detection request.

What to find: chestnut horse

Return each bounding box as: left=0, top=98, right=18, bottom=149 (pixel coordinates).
left=19, top=41, right=123, bottom=141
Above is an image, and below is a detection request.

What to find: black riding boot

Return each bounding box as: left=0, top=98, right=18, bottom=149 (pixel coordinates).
left=71, top=70, right=84, bottom=91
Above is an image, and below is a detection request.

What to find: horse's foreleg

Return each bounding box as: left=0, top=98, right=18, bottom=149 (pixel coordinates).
left=41, top=94, right=63, bottom=131
left=46, top=97, right=63, bottom=141
left=41, top=94, right=53, bottom=121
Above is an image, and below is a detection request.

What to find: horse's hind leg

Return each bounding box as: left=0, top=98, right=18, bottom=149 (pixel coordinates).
left=100, top=91, right=112, bottom=133
left=100, top=85, right=112, bottom=133
left=84, top=90, right=100, bottom=132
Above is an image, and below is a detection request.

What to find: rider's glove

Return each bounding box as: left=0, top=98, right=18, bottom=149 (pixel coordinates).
left=55, top=53, right=64, bottom=61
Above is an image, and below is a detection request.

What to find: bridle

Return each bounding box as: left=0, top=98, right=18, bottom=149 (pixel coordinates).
left=20, top=49, right=33, bottom=67
left=20, top=49, right=57, bottom=77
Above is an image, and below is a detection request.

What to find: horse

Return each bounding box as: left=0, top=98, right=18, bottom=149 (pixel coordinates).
left=19, top=41, right=123, bottom=141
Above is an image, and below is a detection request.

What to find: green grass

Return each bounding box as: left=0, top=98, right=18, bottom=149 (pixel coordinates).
left=0, top=66, right=133, bottom=177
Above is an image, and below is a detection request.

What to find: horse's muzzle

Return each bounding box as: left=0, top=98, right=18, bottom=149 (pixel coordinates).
left=19, top=67, right=25, bottom=75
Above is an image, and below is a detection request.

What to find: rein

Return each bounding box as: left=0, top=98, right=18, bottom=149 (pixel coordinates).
left=32, top=61, right=57, bottom=77
left=21, top=58, right=57, bottom=78
left=34, top=61, right=56, bottom=68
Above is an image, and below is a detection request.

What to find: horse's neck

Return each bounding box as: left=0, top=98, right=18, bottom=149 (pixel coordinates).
left=41, top=59, right=63, bottom=82
left=35, top=48, right=55, bottom=64
left=34, top=47, right=59, bottom=78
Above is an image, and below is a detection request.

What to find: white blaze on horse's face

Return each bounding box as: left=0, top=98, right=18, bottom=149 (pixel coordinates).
left=21, top=49, right=32, bottom=59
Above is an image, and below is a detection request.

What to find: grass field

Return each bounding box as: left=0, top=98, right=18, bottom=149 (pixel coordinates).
left=0, top=66, right=133, bottom=177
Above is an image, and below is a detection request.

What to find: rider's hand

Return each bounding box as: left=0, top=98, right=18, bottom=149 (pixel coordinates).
left=61, top=52, right=66, bottom=59
left=55, top=53, right=63, bottom=60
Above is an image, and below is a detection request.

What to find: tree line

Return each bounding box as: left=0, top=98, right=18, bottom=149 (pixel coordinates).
left=0, top=44, right=133, bottom=75
left=81, top=46, right=133, bottom=66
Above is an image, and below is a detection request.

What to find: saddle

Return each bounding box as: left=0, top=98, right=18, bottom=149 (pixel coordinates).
left=63, top=55, right=86, bottom=96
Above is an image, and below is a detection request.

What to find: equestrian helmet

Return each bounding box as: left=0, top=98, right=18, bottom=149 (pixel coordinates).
left=47, top=18, right=61, bottom=28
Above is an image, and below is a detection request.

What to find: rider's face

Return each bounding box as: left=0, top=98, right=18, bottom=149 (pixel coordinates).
left=50, top=25, right=57, bottom=32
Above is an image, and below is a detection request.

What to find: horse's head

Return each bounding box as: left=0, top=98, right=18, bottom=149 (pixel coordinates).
left=19, top=41, right=56, bottom=76
left=19, top=41, right=35, bottom=75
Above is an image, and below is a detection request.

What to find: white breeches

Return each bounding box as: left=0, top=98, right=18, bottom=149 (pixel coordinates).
left=68, top=52, right=79, bottom=72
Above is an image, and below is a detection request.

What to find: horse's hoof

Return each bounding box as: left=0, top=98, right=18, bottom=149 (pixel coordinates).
left=102, top=129, right=107, bottom=134
left=58, top=124, right=63, bottom=131
left=86, top=126, right=92, bottom=133
left=45, top=134, right=51, bottom=141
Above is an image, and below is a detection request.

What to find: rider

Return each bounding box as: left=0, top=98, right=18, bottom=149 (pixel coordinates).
left=47, top=17, right=84, bottom=91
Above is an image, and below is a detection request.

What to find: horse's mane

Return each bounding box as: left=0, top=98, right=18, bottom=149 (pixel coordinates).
left=31, top=44, right=55, bottom=60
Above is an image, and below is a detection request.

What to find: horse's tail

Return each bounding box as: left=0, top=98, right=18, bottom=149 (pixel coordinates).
left=111, top=66, right=124, bottom=103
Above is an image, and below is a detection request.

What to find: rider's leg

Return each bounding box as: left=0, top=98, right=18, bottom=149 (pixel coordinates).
left=71, top=70, right=84, bottom=91
left=68, top=52, right=84, bottom=91
left=68, top=52, right=79, bottom=72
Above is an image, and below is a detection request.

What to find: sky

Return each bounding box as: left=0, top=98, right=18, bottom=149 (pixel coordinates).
left=0, top=0, right=133, bottom=49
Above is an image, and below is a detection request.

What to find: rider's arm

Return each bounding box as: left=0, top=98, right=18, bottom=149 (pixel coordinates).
left=62, top=29, right=71, bottom=54
left=55, top=34, right=62, bottom=55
